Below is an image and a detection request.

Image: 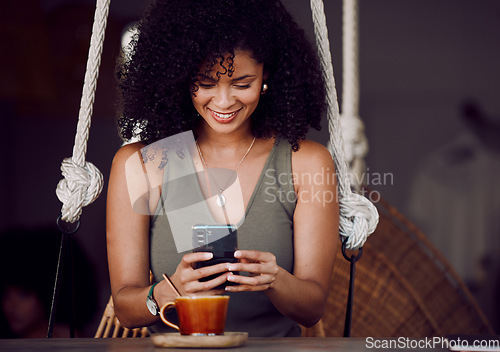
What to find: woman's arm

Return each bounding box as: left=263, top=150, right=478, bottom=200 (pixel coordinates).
left=225, top=140, right=339, bottom=327
left=107, top=142, right=161, bottom=328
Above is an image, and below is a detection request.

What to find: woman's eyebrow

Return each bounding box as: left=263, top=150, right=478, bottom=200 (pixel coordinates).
left=232, top=74, right=257, bottom=81
left=197, top=74, right=256, bottom=82
left=198, top=74, right=217, bottom=82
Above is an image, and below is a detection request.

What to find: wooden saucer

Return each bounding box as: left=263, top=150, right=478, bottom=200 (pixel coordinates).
left=151, top=332, right=248, bottom=348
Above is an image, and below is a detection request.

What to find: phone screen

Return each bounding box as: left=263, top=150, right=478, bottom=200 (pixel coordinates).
left=192, top=224, right=238, bottom=287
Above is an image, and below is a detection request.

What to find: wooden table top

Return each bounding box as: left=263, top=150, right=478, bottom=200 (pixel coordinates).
left=0, top=337, right=449, bottom=352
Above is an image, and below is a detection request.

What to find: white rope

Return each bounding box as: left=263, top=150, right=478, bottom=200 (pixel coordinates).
left=341, top=0, right=369, bottom=191
left=310, top=0, right=378, bottom=250
left=56, top=0, right=110, bottom=223
left=341, top=0, right=360, bottom=119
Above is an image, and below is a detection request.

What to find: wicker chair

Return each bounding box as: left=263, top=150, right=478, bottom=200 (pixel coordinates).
left=95, top=272, right=153, bottom=338
left=94, top=296, right=149, bottom=338
left=305, top=195, right=494, bottom=337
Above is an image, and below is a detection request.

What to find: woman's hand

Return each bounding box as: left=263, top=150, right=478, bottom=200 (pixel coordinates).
left=169, top=252, right=230, bottom=296
left=224, top=250, right=280, bottom=292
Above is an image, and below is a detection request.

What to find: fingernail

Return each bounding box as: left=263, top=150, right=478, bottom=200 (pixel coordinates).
left=234, top=251, right=241, bottom=258
left=228, top=265, right=236, bottom=271
left=227, top=275, right=234, bottom=281
left=205, top=252, right=213, bottom=259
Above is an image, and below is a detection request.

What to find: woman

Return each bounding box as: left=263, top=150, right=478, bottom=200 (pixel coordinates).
left=107, top=0, right=339, bottom=337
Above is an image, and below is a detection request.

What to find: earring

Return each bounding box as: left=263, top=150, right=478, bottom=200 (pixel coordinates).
left=261, top=83, right=268, bottom=95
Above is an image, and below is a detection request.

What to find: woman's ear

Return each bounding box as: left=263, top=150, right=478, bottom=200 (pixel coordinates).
left=261, top=83, right=268, bottom=95
left=261, top=71, right=269, bottom=95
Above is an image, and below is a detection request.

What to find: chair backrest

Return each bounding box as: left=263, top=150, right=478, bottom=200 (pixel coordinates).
left=95, top=272, right=153, bottom=338
left=317, top=195, right=494, bottom=337
left=94, top=296, right=149, bottom=338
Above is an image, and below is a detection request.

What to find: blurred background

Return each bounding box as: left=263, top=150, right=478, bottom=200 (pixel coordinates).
left=1, top=0, right=499, bottom=337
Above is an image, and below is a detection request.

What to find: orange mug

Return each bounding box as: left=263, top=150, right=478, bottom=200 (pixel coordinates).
left=159, top=296, right=230, bottom=335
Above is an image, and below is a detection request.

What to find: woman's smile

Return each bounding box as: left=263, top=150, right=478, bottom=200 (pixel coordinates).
left=209, top=108, right=242, bottom=123
left=192, top=50, right=264, bottom=135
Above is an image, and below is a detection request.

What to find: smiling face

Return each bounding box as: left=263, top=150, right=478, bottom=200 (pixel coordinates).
left=191, top=50, right=264, bottom=136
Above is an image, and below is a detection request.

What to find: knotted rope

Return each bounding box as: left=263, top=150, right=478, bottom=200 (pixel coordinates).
left=310, top=0, right=378, bottom=250
left=56, top=0, right=110, bottom=223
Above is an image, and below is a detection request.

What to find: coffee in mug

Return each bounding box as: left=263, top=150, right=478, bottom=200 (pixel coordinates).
left=159, top=296, right=230, bottom=335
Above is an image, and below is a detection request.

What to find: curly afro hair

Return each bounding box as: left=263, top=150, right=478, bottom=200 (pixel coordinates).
left=117, top=0, right=326, bottom=151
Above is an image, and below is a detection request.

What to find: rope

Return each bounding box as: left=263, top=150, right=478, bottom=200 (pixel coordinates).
left=341, top=0, right=369, bottom=191
left=55, top=0, right=110, bottom=223
left=310, top=0, right=378, bottom=250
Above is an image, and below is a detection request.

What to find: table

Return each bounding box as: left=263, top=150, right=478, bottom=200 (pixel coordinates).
left=0, top=337, right=449, bottom=352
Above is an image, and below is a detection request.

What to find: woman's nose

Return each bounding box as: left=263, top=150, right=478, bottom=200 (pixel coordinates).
left=211, top=87, right=236, bottom=109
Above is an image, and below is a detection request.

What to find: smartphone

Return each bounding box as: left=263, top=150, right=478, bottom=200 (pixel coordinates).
left=192, top=224, right=238, bottom=287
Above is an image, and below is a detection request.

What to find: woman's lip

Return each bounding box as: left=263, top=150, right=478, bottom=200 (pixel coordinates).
left=208, top=108, right=241, bottom=123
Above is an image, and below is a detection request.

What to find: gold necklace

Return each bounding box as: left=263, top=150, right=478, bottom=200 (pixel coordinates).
left=196, top=137, right=256, bottom=207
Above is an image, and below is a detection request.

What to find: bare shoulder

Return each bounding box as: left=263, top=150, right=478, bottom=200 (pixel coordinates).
left=292, top=139, right=335, bottom=174
left=111, top=142, right=145, bottom=167
left=108, top=142, right=146, bottom=194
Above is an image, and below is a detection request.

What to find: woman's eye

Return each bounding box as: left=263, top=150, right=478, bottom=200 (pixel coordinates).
left=234, top=84, right=251, bottom=89
left=198, top=83, right=215, bottom=88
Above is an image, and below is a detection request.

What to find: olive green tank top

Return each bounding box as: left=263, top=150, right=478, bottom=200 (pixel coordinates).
left=148, top=138, right=300, bottom=337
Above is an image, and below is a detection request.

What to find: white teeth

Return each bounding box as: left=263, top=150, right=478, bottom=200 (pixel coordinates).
left=212, top=110, right=237, bottom=119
